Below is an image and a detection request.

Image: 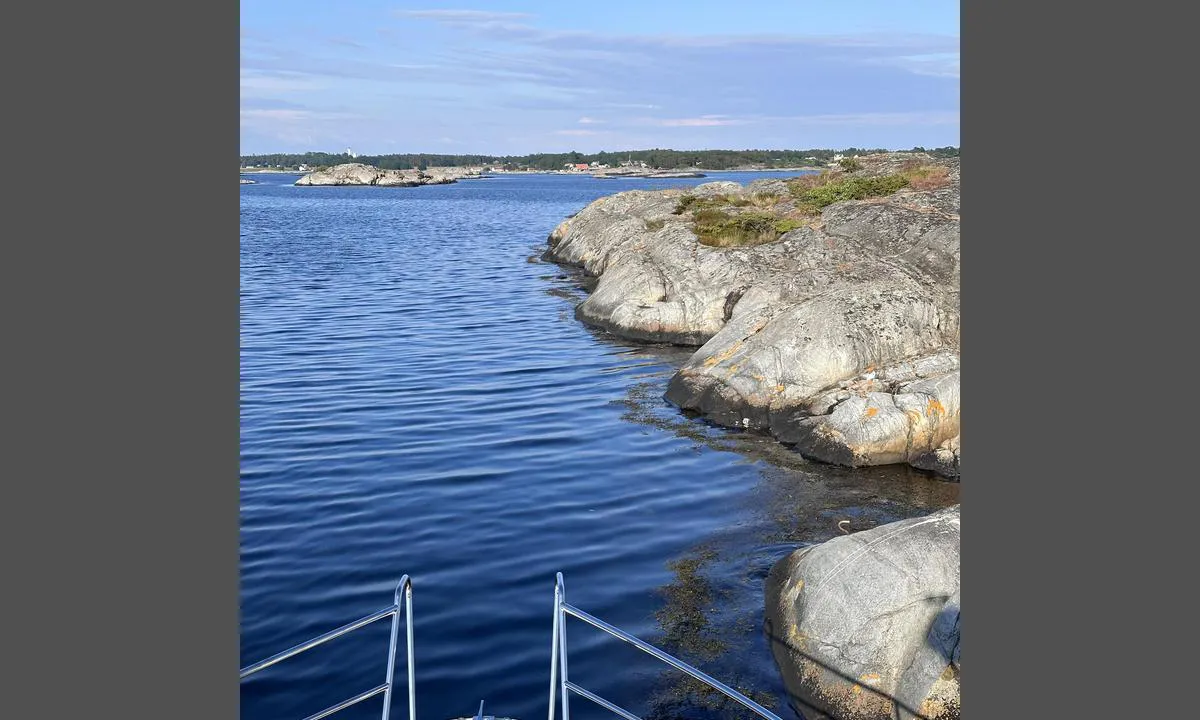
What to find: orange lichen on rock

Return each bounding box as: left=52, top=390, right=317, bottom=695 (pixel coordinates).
left=702, top=341, right=742, bottom=367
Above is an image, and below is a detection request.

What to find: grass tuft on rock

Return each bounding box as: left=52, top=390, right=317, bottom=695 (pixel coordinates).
left=693, top=209, right=803, bottom=247
left=786, top=171, right=911, bottom=213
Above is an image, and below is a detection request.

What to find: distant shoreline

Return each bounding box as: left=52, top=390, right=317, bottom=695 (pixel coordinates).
left=241, top=166, right=823, bottom=177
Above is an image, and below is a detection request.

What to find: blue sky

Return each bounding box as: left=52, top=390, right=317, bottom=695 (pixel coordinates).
left=240, top=1, right=959, bottom=155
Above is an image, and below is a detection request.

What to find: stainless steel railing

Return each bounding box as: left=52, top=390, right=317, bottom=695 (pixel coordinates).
left=548, top=572, right=782, bottom=720
left=240, top=575, right=416, bottom=720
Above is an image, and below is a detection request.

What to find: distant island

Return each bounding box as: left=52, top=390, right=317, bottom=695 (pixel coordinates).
left=240, top=146, right=959, bottom=174
left=293, top=163, right=484, bottom=187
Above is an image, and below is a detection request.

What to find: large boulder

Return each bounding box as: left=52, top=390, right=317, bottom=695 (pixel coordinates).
left=773, top=371, right=960, bottom=474
left=764, top=505, right=960, bottom=720
left=545, top=153, right=961, bottom=475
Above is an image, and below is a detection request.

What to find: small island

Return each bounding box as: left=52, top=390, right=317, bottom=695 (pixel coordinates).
left=294, top=163, right=486, bottom=187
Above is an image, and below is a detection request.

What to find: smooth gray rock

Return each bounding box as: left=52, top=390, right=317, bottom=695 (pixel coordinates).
left=544, top=153, right=960, bottom=475
left=765, top=505, right=961, bottom=720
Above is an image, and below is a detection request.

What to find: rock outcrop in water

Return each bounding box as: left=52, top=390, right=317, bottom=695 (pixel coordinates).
left=765, top=505, right=961, bottom=720
left=543, top=153, right=960, bottom=477
left=295, top=162, right=484, bottom=187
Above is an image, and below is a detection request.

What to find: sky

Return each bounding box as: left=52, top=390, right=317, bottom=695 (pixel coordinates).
left=240, top=1, right=959, bottom=156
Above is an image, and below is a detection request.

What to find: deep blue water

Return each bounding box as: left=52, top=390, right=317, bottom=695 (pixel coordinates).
left=240, top=172, right=959, bottom=720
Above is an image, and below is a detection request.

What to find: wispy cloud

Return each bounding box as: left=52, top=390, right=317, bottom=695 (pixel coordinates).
left=240, top=70, right=325, bottom=93
left=778, top=110, right=960, bottom=126
left=395, top=9, right=532, bottom=24
left=655, top=115, right=746, bottom=127
left=240, top=97, right=309, bottom=111
left=326, top=36, right=366, bottom=50
left=240, top=108, right=362, bottom=122
left=578, top=117, right=603, bottom=124
left=869, top=53, right=960, bottom=78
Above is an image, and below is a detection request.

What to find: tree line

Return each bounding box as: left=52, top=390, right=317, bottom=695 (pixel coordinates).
left=240, top=147, right=960, bottom=171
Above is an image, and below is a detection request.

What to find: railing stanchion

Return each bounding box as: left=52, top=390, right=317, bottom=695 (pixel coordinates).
left=381, top=576, right=409, bottom=720
left=549, top=576, right=562, bottom=720
left=557, top=573, right=571, bottom=720
left=406, top=580, right=416, bottom=720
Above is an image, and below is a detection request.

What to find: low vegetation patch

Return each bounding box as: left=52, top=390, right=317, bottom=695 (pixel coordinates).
left=785, top=170, right=918, bottom=213
left=837, top=156, right=863, bottom=172
left=692, top=209, right=803, bottom=247
left=899, top=159, right=951, bottom=190
left=644, top=218, right=666, bottom=231
left=673, top=193, right=749, bottom=214
left=672, top=161, right=947, bottom=248
left=794, top=175, right=910, bottom=212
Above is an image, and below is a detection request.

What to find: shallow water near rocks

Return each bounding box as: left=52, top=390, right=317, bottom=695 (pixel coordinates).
left=240, top=172, right=959, bottom=720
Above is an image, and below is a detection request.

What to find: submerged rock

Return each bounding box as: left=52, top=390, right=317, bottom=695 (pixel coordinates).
left=295, top=163, right=483, bottom=187
left=544, top=153, right=960, bottom=475
left=765, top=505, right=960, bottom=720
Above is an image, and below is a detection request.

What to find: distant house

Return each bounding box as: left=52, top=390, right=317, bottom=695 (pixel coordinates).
left=573, top=163, right=589, bottom=171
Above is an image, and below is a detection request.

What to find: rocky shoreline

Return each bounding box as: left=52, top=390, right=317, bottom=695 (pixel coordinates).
left=295, top=162, right=486, bottom=187
left=543, top=152, right=960, bottom=478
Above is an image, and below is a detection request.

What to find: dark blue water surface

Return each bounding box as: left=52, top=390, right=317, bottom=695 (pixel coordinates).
left=240, top=172, right=959, bottom=720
